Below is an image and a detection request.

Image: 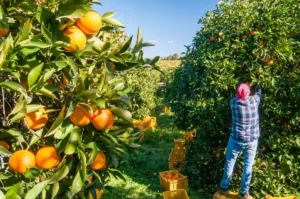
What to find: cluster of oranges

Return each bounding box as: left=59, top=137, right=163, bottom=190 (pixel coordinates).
left=24, top=103, right=115, bottom=131
left=63, top=10, right=102, bottom=52
left=70, top=104, right=115, bottom=130
left=6, top=146, right=60, bottom=173
left=132, top=116, right=156, bottom=132
left=0, top=141, right=106, bottom=173
left=161, top=171, right=180, bottom=181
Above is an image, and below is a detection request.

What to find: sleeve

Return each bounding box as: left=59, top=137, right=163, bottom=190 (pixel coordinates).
left=254, top=83, right=262, bottom=104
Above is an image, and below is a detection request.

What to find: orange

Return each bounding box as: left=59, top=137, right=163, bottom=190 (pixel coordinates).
left=30, top=23, right=33, bottom=29
left=210, top=36, right=215, bottom=41
left=25, top=107, right=48, bottom=130
left=0, top=29, right=8, bottom=37
left=92, top=109, right=114, bottom=130
left=36, top=146, right=61, bottom=169
left=242, top=35, right=247, bottom=39
left=262, top=145, right=267, bottom=151
left=0, top=141, right=9, bottom=150
left=267, top=60, right=274, bottom=66
left=8, top=150, right=36, bottom=173
left=76, top=10, right=102, bottom=35
left=250, top=30, right=255, bottom=36
left=64, top=26, right=87, bottom=52
left=89, top=151, right=106, bottom=170
left=70, top=104, right=93, bottom=126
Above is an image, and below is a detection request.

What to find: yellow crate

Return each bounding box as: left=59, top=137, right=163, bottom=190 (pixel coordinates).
left=213, top=191, right=239, bottom=199
left=163, top=189, right=189, bottom=199
left=265, top=196, right=299, bottom=199
left=159, top=170, right=188, bottom=191
left=174, top=139, right=185, bottom=146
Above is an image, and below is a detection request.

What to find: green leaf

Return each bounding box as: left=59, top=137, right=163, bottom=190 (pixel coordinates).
left=132, top=27, right=143, bottom=53
left=86, top=142, right=98, bottom=165
left=49, top=165, right=70, bottom=184
left=76, top=89, right=98, bottom=100
left=150, top=56, right=160, bottom=65
left=36, top=87, right=57, bottom=99
left=27, top=104, right=45, bottom=113
left=67, top=171, right=84, bottom=198
left=101, top=12, right=116, bottom=19
left=9, top=96, right=25, bottom=116
left=58, top=0, right=89, bottom=20
left=19, top=19, right=31, bottom=43
left=66, top=56, right=78, bottom=75
left=102, top=17, right=125, bottom=28
left=29, top=129, right=43, bottom=147
left=78, top=150, right=87, bottom=180
left=0, top=146, right=12, bottom=156
left=118, top=36, right=133, bottom=54
left=22, top=41, right=51, bottom=48
left=6, top=183, right=23, bottom=198
left=24, top=180, right=49, bottom=199
left=64, top=129, right=81, bottom=155
left=110, top=107, right=132, bottom=123
left=28, top=63, right=44, bottom=89
left=36, top=6, right=55, bottom=25
left=0, top=82, right=28, bottom=98
left=45, top=105, right=66, bottom=136
left=0, top=190, right=5, bottom=199
left=0, top=129, right=26, bottom=144
left=51, top=183, right=59, bottom=199
left=129, top=143, right=141, bottom=148
left=65, top=101, right=76, bottom=118
left=142, top=42, right=155, bottom=47
left=41, top=26, right=52, bottom=44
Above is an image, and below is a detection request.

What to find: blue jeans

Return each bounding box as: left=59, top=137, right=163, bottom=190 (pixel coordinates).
left=220, top=136, right=258, bottom=195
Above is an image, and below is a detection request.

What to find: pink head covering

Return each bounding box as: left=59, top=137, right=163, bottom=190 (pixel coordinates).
left=237, top=83, right=250, bottom=101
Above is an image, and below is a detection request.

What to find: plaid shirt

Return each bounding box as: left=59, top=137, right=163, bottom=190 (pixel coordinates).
left=230, top=86, right=262, bottom=142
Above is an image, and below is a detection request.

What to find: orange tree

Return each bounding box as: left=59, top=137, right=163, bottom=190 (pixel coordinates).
left=0, top=0, right=158, bottom=198
left=165, top=0, right=299, bottom=198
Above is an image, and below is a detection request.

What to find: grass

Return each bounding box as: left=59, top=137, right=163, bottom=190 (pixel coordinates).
left=102, top=113, right=210, bottom=199
left=102, top=112, right=300, bottom=199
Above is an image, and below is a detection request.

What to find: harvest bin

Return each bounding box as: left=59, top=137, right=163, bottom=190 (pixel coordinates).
left=160, top=170, right=188, bottom=191
left=163, top=189, right=189, bottom=199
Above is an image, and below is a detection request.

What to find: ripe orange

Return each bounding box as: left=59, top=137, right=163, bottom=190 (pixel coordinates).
left=92, top=109, right=114, bottom=130
left=267, top=60, right=274, bottom=66
left=216, top=153, right=221, bottom=158
left=64, top=26, right=87, bottom=52
left=262, top=145, right=266, bottom=151
left=76, top=10, right=102, bottom=35
left=210, top=36, right=215, bottom=41
left=250, top=31, right=255, bottom=36
left=25, top=108, right=48, bottom=130
left=0, top=141, right=9, bottom=150
left=36, top=146, right=61, bottom=169
left=89, top=151, right=106, bottom=170
left=9, top=150, right=36, bottom=173
left=0, top=29, right=8, bottom=37
left=242, top=35, right=247, bottom=39
left=30, top=23, right=33, bottom=29
left=70, top=104, right=93, bottom=126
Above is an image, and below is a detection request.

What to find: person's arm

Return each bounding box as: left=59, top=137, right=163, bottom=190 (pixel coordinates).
left=254, top=83, right=262, bottom=103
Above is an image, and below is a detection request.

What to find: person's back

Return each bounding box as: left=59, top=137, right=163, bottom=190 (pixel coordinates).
left=216, top=83, right=262, bottom=199
left=230, top=85, right=261, bottom=142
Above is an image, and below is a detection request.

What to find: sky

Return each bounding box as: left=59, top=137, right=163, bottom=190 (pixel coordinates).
left=93, top=0, right=220, bottom=58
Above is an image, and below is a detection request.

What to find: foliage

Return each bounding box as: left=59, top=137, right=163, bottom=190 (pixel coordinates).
left=166, top=0, right=300, bottom=198
left=117, top=60, right=180, bottom=119
left=0, top=0, right=159, bottom=198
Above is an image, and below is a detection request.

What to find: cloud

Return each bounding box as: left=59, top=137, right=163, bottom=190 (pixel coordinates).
left=167, top=40, right=174, bottom=44
left=147, top=40, right=157, bottom=44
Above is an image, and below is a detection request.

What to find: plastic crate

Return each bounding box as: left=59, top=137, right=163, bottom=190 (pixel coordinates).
left=213, top=191, right=239, bottom=199
left=174, top=139, right=185, bottom=146
left=163, top=189, right=189, bottom=199
left=159, top=170, right=188, bottom=191
left=265, top=196, right=299, bottom=199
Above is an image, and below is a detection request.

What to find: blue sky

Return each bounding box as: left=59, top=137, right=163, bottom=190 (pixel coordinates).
left=94, top=0, right=220, bottom=58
